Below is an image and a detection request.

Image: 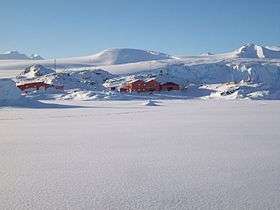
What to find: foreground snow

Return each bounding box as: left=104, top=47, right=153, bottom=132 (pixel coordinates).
left=0, top=100, right=280, bottom=209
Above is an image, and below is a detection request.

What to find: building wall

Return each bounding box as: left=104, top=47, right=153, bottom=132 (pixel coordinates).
left=160, top=83, right=180, bottom=91
left=144, top=80, right=161, bottom=91
left=17, top=82, right=50, bottom=91
left=120, top=80, right=180, bottom=92
left=17, top=82, right=63, bottom=91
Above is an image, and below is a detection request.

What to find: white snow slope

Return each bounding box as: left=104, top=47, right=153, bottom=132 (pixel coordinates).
left=0, top=78, right=21, bottom=100
left=0, top=48, right=172, bottom=71
left=88, top=48, right=173, bottom=65
left=1, top=100, right=280, bottom=209
left=17, top=64, right=56, bottom=79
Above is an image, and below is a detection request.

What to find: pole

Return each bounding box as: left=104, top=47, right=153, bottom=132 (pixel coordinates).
left=54, top=59, right=57, bottom=71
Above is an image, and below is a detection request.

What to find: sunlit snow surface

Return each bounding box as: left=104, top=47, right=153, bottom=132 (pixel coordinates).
left=1, top=100, right=280, bottom=209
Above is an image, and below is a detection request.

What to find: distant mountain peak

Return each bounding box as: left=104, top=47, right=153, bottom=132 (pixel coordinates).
left=30, top=54, right=44, bottom=60
left=229, top=43, right=280, bottom=59
left=235, top=43, right=262, bottom=58
left=0, top=51, right=44, bottom=60
left=89, top=48, right=173, bottom=65
left=4, top=50, right=21, bottom=54
left=201, top=52, right=214, bottom=56
left=0, top=50, right=30, bottom=60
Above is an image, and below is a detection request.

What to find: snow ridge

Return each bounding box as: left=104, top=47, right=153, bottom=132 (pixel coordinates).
left=233, top=44, right=280, bottom=59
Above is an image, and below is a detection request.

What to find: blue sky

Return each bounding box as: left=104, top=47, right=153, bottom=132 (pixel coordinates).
left=0, top=0, right=279, bottom=58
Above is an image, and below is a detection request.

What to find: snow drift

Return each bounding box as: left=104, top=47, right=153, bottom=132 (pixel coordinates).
left=0, top=78, right=21, bottom=100
left=143, top=100, right=160, bottom=106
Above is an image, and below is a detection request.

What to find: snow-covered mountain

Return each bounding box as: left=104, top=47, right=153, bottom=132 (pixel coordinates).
left=0, top=48, right=173, bottom=71
left=2, top=45, right=279, bottom=73
left=75, top=48, right=173, bottom=66
left=17, top=64, right=55, bottom=79
left=234, top=44, right=280, bottom=59
left=43, top=48, right=173, bottom=67
left=0, top=51, right=31, bottom=60
left=215, top=44, right=280, bottom=59
left=0, top=51, right=44, bottom=60
left=30, top=54, right=44, bottom=60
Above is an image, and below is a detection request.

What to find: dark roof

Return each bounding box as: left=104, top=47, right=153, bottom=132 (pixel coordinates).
left=161, top=82, right=179, bottom=85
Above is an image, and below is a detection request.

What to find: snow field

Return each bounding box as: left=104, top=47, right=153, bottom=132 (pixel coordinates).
left=0, top=100, right=280, bottom=209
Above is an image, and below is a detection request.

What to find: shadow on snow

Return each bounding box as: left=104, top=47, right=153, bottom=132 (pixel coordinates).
left=0, top=98, right=86, bottom=109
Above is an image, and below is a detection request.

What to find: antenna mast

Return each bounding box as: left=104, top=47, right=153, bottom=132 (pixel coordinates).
left=54, top=58, right=57, bottom=71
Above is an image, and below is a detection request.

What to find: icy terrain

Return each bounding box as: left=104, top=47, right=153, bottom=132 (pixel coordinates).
left=0, top=100, right=280, bottom=209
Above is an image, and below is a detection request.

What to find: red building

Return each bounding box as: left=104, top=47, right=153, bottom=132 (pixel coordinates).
left=17, top=82, right=63, bottom=91
left=120, top=79, right=145, bottom=92
left=144, top=79, right=161, bottom=92
left=119, top=79, right=180, bottom=93
left=160, top=82, right=180, bottom=91
left=17, top=81, right=50, bottom=91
